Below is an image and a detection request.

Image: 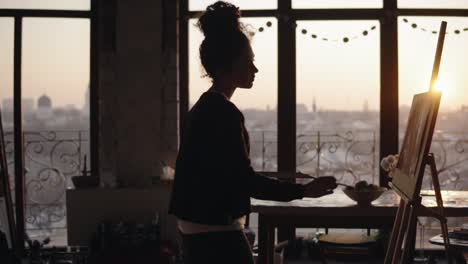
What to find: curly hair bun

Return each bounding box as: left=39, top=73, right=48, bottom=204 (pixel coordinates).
left=198, top=1, right=241, bottom=38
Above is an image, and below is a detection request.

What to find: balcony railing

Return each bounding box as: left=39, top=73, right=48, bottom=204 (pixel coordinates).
left=249, top=130, right=468, bottom=188
left=249, top=130, right=379, bottom=185
left=2, top=129, right=467, bottom=240
left=4, top=130, right=89, bottom=237
left=427, top=131, right=468, bottom=190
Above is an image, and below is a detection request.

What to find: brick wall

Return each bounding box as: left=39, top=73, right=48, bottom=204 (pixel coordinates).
left=97, top=0, right=178, bottom=187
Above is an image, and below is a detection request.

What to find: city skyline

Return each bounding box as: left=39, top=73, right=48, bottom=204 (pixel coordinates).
left=1, top=82, right=90, bottom=113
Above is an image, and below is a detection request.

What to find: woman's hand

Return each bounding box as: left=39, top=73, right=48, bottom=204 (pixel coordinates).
left=303, top=176, right=338, bottom=198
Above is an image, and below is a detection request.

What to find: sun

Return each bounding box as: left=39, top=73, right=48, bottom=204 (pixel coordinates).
left=434, top=77, right=451, bottom=95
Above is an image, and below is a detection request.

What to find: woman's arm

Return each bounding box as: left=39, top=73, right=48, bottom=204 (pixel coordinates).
left=213, top=105, right=336, bottom=202
left=246, top=169, right=305, bottom=201
left=214, top=108, right=305, bottom=201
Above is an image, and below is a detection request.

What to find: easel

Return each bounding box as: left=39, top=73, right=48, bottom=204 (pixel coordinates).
left=0, top=106, right=17, bottom=262
left=384, top=153, right=451, bottom=263
left=384, top=21, right=451, bottom=264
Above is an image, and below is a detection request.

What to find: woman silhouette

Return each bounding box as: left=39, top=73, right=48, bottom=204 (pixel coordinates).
left=169, top=2, right=337, bottom=263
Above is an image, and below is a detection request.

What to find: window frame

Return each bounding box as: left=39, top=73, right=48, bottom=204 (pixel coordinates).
left=0, top=1, right=98, bottom=254
left=179, top=0, right=468, bottom=188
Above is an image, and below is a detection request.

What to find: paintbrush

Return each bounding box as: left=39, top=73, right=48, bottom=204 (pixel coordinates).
left=298, top=172, right=354, bottom=189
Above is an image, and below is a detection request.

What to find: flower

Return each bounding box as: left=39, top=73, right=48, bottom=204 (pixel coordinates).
left=380, top=154, right=399, bottom=175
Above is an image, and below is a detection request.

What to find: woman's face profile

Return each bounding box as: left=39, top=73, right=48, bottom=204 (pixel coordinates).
left=231, top=44, right=259, bottom=89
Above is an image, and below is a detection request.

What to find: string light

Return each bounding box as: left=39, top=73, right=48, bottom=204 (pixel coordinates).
left=402, top=17, right=468, bottom=36
left=255, top=18, right=468, bottom=44
left=254, top=20, right=378, bottom=44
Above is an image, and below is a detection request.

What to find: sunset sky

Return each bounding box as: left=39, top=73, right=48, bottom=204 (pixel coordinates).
left=1, top=0, right=467, bottom=112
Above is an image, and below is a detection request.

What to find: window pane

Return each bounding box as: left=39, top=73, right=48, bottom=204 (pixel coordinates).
left=0, top=18, right=14, bottom=206
left=293, top=0, right=382, bottom=9
left=189, top=0, right=276, bottom=11
left=0, top=0, right=89, bottom=10
left=22, top=18, right=90, bottom=245
left=0, top=18, right=14, bottom=126
left=398, top=16, right=468, bottom=191
left=398, top=16, right=468, bottom=249
left=189, top=17, right=278, bottom=171
left=296, top=20, right=380, bottom=186
left=398, top=0, right=468, bottom=9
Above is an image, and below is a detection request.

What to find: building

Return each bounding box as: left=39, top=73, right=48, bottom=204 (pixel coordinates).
left=36, top=94, right=53, bottom=120
left=1, top=98, right=35, bottom=114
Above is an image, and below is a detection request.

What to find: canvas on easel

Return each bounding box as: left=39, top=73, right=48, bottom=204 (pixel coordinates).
left=384, top=21, right=451, bottom=264
left=0, top=106, right=16, bottom=256
left=391, top=91, right=441, bottom=202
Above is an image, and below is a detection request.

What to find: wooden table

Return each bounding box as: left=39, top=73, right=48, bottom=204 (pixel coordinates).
left=251, top=189, right=468, bottom=264
left=430, top=235, right=468, bottom=263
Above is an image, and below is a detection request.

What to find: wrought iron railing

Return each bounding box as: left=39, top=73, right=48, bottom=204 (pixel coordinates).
left=4, top=130, right=89, bottom=237
left=249, top=130, right=379, bottom=185
left=249, top=130, right=468, bottom=188
left=425, top=131, right=468, bottom=190
left=2, top=129, right=467, bottom=239
left=296, top=131, right=378, bottom=185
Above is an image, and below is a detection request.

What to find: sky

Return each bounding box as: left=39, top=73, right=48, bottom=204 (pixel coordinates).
left=1, top=0, right=468, bottom=112
left=0, top=17, right=90, bottom=109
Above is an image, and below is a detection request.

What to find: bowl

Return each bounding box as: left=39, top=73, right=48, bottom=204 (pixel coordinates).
left=72, top=175, right=99, bottom=189
left=343, top=186, right=387, bottom=206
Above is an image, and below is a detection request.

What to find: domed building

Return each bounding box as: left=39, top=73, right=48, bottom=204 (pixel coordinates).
left=36, top=94, right=53, bottom=120
left=38, top=94, right=52, bottom=109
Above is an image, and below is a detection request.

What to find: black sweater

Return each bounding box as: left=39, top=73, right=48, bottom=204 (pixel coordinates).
left=168, top=91, right=305, bottom=225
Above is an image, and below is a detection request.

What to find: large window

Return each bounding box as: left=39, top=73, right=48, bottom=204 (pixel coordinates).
left=398, top=15, right=468, bottom=248
left=21, top=17, right=90, bottom=244
left=296, top=20, right=380, bottom=185
left=0, top=2, right=93, bottom=247
left=182, top=0, right=468, bottom=251
left=0, top=18, right=14, bottom=204
left=184, top=6, right=468, bottom=186
left=0, top=18, right=14, bottom=127
left=398, top=16, right=468, bottom=191
left=0, top=18, right=14, bottom=115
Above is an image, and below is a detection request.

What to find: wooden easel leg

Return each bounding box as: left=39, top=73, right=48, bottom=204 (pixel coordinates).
left=387, top=152, right=453, bottom=264
left=428, top=153, right=452, bottom=264
left=385, top=200, right=406, bottom=264
left=440, top=219, right=452, bottom=264
left=393, top=201, right=412, bottom=263
left=402, top=204, right=418, bottom=264
left=394, top=201, right=412, bottom=263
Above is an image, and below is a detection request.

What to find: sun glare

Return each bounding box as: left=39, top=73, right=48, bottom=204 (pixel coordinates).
left=434, top=77, right=451, bottom=95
